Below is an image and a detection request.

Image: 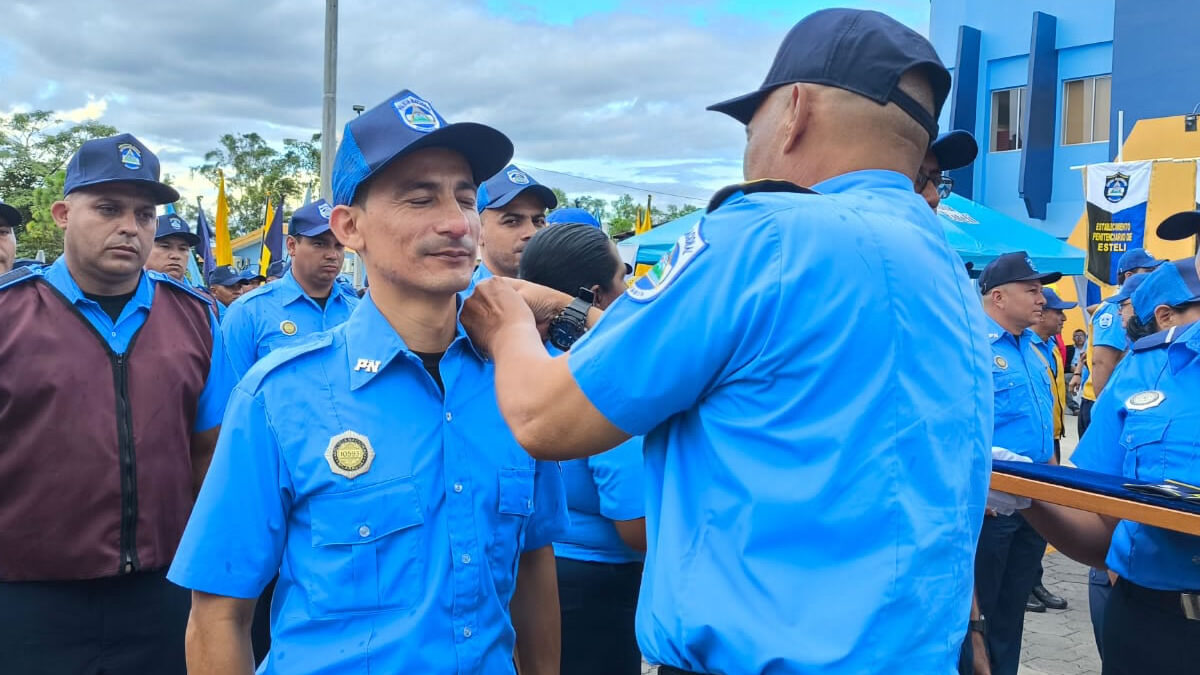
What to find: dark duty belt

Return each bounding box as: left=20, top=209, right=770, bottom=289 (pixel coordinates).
left=1118, top=577, right=1200, bottom=621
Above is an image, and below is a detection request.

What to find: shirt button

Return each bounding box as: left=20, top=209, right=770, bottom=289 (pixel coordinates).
left=110, top=331, right=117, bottom=338
left=526, top=499, right=533, bottom=509
left=454, top=483, right=463, bottom=493
left=461, top=553, right=472, bottom=564
left=463, top=627, right=472, bottom=638
left=445, top=412, right=453, bottom=422
left=358, top=525, right=371, bottom=538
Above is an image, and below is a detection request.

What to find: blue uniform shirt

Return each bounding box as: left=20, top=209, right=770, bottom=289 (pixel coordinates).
left=567, top=171, right=994, bottom=674
left=41, top=257, right=232, bottom=431
left=987, top=317, right=1054, bottom=463
left=554, top=436, right=646, bottom=565
left=1083, top=301, right=1125, bottom=401
left=169, top=295, right=568, bottom=674
left=221, top=269, right=359, bottom=378
left=465, top=261, right=494, bottom=296
left=1072, top=321, right=1200, bottom=591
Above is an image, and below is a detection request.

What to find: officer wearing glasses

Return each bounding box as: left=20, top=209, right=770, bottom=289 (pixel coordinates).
left=917, top=130, right=977, bottom=209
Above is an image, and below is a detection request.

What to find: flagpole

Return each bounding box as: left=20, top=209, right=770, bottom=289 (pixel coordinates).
left=320, top=0, right=338, bottom=202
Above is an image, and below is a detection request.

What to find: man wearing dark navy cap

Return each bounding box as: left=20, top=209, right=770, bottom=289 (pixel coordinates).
left=0, top=200, right=21, bottom=274
left=0, top=133, right=234, bottom=674
left=471, top=164, right=558, bottom=289
left=461, top=8, right=992, bottom=675
left=220, top=198, right=359, bottom=381
left=173, top=90, right=567, bottom=675
left=145, top=213, right=201, bottom=281
left=207, top=264, right=255, bottom=314
left=917, top=130, right=978, bottom=209
left=1157, top=209, right=1200, bottom=241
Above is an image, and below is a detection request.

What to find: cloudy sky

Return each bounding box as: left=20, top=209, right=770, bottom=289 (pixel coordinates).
left=0, top=0, right=927, bottom=208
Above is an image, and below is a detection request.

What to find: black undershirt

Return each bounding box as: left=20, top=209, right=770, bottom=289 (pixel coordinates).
left=312, top=294, right=329, bottom=310
left=412, top=351, right=446, bottom=393
left=83, top=289, right=137, bottom=323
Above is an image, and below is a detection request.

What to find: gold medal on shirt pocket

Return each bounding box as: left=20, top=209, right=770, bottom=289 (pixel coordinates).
left=280, top=319, right=298, bottom=336
left=324, top=431, right=375, bottom=479
left=994, top=356, right=1008, bottom=370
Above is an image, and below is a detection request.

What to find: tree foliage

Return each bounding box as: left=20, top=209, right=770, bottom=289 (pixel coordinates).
left=550, top=189, right=701, bottom=236
left=193, top=132, right=320, bottom=237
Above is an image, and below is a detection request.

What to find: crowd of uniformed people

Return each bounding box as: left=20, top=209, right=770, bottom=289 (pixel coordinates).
left=1, top=7, right=1198, bottom=675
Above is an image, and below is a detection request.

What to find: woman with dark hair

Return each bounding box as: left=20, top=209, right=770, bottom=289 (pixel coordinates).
left=519, top=223, right=646, bottom=675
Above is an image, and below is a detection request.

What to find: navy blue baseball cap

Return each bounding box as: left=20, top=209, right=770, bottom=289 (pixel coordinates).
left=1041, top=287, right=1077, bottom=311
left=1156, top=210, right=1200, bottom=241
left=1105, top=272, right=1149, bottom=305
left=154, top=214, right=200, bottom=246
left=1131, top=258, right=1200, bottom=322
left=979, top=251, right=1062, bottom=294
left=931, top=130, right=978, bottom=171
left=63, top=133, right=179, bottom=204
left=208, top=265, right=250, bottom=287
left=332, top=90, right=513, bottom=206
left=0, top=201, right=22, bottom=229
left=707, top=8, right=950, bottom=142
left=477, top=165, right=558, bottom=213
left=267, top=260, right=288, bottom=278
left=1116, top=247, right=1164, bottom=275
left=289, top=199, right=334, bottom=238
left=546, top=207, right=602, bottom=229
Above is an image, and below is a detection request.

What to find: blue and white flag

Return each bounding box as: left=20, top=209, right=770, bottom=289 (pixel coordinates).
left=1085, top=161, right=1152, bottom=285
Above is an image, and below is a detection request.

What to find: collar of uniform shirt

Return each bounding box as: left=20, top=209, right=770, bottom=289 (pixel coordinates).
left=984, top=314, right=1030, bottom=343
left=278, top=268, right=339, bottom=309
left=44, top=255, right=155, bottom=317
left=344, top=294, right=478, bottom=390
left=810, top=168, right=919, bottom=194
left=1167, top=320, right=1200, bottom=373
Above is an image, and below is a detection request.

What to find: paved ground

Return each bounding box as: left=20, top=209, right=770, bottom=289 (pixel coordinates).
left=641, top=411, right=1103, bottom=675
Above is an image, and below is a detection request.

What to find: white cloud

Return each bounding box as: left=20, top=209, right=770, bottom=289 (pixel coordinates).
left=58, top=97, right=109, bottom=123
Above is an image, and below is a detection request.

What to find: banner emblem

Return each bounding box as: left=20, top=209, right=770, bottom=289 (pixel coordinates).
left=1103, top=173, right=1130, bottom=203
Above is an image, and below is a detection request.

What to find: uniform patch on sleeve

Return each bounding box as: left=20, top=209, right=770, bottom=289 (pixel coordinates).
left=1098, top=313, right=1114, bottom=329
left=627, top=224, right=707, bottom=303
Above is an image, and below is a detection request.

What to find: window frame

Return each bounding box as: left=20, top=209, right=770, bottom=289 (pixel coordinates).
left=1062, top=75, right=1112, bottom=146
left=989, top=86, right=1027, bottom=153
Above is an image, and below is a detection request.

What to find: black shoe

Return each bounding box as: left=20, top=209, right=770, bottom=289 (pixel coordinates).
left=1032, top=584, right=1068, bottom=610
left=1026, top=594, right=1046, bottom=613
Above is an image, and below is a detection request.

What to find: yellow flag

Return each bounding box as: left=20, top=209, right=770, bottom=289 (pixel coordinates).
left=258, top=196, right=275, bottom=273
left=634, top=195, right=654, bottom=235
left=214, top=171, right=233, bottom=266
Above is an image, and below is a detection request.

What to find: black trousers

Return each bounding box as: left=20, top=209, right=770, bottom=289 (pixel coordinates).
left=974, top=513, right=1046, bottom=675
left=1078, top=398, right=1094, bottom=438
left=556, top=557, right=643, bottom=675
left=1101, top=578, right=1200, bottom=675
left=0, top=569, right=189, bottom=675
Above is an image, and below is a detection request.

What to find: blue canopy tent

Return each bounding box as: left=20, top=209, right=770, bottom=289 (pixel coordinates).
left=618, top=194, right=1085, bottom=276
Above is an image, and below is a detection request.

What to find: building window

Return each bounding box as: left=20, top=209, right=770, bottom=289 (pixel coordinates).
left=1063, top=76, right=1112, bottom=145
left=990, top=87, right=1027, bottom=152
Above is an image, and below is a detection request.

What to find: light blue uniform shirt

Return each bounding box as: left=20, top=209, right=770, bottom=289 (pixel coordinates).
left=465, top=261, right=494, bottom=296
left=567, top=171, right=994, bottom=675
left=987, top=317, right=1054, bottom=463
left=1072, top=321, right=1200, bottom=591
left=42, top=257, right=232, bottom=431
left=169, top=295, right=568, bottom=674
left=221, top=269, right=360, bottom=378
left=1082, top=301, right=1126, bottom=400
left=554, top=436, right=646, bottom=565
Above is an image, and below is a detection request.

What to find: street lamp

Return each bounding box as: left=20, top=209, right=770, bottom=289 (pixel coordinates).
left=352, top=105, right=365, bottom=116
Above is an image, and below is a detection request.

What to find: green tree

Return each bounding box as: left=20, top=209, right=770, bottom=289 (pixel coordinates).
left=193, top=132, right=320, bottom=237
left=15, top=169, right=66, bottom=261
left=0, top=110, right=118, bottom=230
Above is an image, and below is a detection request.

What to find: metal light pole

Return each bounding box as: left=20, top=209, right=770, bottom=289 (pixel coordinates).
left=319, top=0, right=339, bottom=201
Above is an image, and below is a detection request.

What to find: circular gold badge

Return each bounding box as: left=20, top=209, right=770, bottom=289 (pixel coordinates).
left=994, top=356, right=1008, bottom=370
left=280, top=320, right=298, bottom=336
left=333, top=438, right=368, bottom=472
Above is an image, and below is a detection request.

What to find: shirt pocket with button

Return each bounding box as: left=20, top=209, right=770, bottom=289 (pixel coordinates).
left=307, top=476, right=425, bottom=616
left=488, top=467, right=535, bottom=599
left=992, top=368, right=1024, bottom=420
left=1118, top=413, right=1168, bottom=480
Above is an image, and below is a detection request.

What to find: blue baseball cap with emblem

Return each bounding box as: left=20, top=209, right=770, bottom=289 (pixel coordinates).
left=63, top=133, right=179, bottom=205
left=707, top=8, right=950, bottom=142
left=978, top=251, right=1062, bottom=294
left=154, top=214, right=200, bottom=246
left=477, top=164, right=557, bottom=213
left=1041, top=287, right=1077, bottom=311
left=931, top=130, right=978, bottom=171
left=289, top=199, right=334, bottom=238
left=1157, top=210, right=1200, bottom=241
left=1105, top=272, right=1149, bottom=305
left=1117, top=247, right=1164, bottom=275
left=332, top=89, right=513, bottom=206
left=546, top=207, right=602, bottom=229
left=1131, top=257, right=1200, bottom=322
left=208, top=265, right=248, bottom=287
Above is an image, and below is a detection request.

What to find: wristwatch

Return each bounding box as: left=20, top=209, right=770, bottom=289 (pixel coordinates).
left=968, top=615, right=987, bottom=636
left=548, top=288, right=594, bottom=351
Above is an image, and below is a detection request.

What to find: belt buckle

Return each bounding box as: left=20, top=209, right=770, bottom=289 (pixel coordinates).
left=1182, top=593, right=1200, bottom=621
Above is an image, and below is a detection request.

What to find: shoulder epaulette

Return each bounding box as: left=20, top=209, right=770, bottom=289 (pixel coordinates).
left=707, top=180, right=819, bottom=213
left=150, top=271, right=216, bottom=306
left=0, top=265, right=40, bottom=291
left=236, top=282, right=274, bottom=304
left=239, top=331, right=336, bottom=392
left=1132, top=324, right=1183, bottom=353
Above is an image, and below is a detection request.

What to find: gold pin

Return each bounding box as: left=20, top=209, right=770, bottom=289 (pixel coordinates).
left=280, top=320, right=298, bottom=336
left=324, top=431, right=375, bottom=479
left=994, top=356, right=1008, bottom=370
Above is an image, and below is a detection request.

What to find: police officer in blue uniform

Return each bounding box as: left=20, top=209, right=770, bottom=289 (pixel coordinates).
left=0, top=133, right=234, bottom=675
left=169, top=89, right=568, bottom=675
left=207, top=264, right=255, bottom=318
left=917, top=129, right=977, bottom=209
left=222, top=199, right=359, bottom=379
left=144, top=213, right=200, bottom=282
left=469, top=163, right=557, bottom=294
left=1022, top=255, right=1200, bottom=675
left=464, top=9, right=993, bottom=675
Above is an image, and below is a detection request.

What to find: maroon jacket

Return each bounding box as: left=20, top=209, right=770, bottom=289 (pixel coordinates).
left=0, top=271, right=213, bottom=581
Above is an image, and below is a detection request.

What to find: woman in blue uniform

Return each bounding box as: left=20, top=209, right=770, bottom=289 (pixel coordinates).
left=1022, top=255, right=1200, bottom=675
left=519, top=223, right=647, bottom=675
